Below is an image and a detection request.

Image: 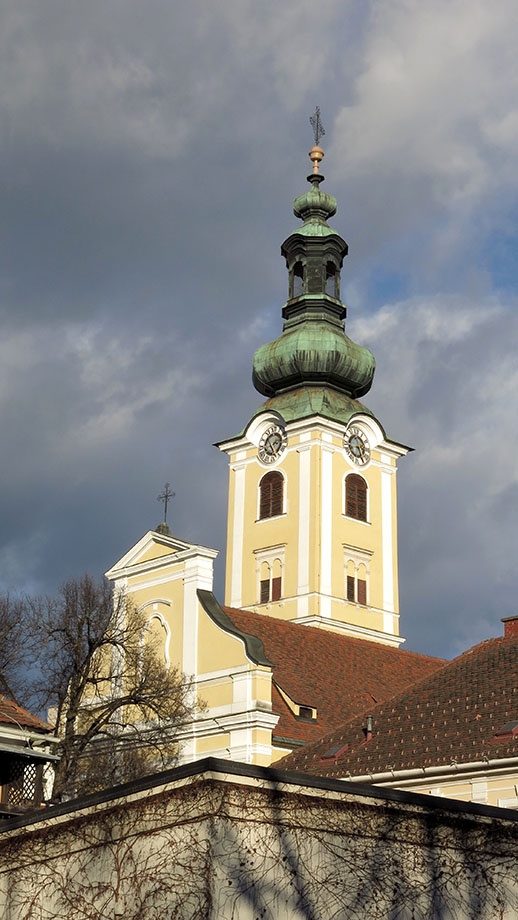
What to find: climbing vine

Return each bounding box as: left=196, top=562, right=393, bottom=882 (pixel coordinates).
left=1, top=778, right=517, bottom=919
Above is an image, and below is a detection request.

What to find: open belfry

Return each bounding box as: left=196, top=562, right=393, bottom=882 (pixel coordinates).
left=106, top=123, right=442, bottom=766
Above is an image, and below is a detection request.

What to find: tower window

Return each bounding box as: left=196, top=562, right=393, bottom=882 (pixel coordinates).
left=292, top=261, right=304, bottom=298
left=260, top=568, right=270, bottom=604
left=325, top=262, right=337, bottom=297
left=259, top=558, right=283, bottom=604
left=346, top=560, right=368, bottom=606
left=259, top=471, right=284, bottom=519
left=345, top=474, right=368, bottom=522
left=344, top=547, right=372, bottom=608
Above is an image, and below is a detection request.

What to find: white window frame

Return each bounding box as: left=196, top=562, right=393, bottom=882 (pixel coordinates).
left=254, top=544, right=286, bottom=605
left=343, top=544, right=373, bottom=607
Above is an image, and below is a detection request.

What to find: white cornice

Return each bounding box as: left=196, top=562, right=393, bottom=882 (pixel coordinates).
left=218, top=423, right=410, bottom=468
left=378, top=439, right=411, bottom=459
left=0, top=726, right=60, bottom=747
left=106, top=535, right=218, bottom=581
left=294, top=614, right=405, bottom=646
left=176, top=708, right=280, bottom=740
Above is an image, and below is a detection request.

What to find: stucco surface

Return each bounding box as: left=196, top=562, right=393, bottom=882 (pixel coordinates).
left=1, top=760, right=517, bottom=920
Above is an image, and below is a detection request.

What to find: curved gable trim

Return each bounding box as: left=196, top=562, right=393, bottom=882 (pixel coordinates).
left=197, top=590, right=274, bottom=669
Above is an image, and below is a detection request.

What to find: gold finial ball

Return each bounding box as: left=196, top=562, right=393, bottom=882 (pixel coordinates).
left=309, top=145, right=324, bottom=174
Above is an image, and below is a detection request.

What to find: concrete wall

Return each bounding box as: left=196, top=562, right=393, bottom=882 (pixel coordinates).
left=1, top=759, right=517, bottom=920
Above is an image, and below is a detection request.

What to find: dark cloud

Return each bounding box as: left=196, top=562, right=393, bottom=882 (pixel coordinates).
left=0, top=0, right=516, bottom=662
left=354, top=296, right=518, bottom=656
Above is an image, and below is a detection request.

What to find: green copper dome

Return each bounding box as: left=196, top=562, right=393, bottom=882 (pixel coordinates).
left=252, top=171, right=375, bottom=404
left=292, top=181, right=338, bottom=235
left=253, top=320, right=375, bottom=399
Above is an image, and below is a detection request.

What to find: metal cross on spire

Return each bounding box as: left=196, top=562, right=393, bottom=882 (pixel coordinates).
left=309, top=106, right=325, bottom=146
left=157, top=482, right=175, bottom=523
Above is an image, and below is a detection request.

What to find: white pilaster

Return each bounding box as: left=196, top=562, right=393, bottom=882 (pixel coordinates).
left=231, top=671, right=253, bottom=762
left=297, top=443, right=311, bottom=617
left=320, top=445, right=333, bottom=609
left=381, top=465, right=395, bottom=622
left=230, top=462, right=246, bottom=607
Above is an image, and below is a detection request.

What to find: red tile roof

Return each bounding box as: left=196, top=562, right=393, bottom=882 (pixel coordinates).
left=222, top=606, right=445, bottom=747
left=278, top=635, right=518, bottom=777
left=0, top=695, right=53, bottom=733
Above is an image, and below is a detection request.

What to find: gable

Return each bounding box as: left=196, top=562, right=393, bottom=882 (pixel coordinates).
left=106, top=531, right=217, bottom=581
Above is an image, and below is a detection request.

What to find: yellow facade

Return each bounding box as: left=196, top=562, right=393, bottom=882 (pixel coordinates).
left=99, top=150, right=412, bottom=772
left=105, top=530, right=279, bottom=767
left=219, top=411, right=408, bottom=647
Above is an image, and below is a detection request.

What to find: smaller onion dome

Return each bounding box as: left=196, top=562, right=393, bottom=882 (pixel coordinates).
left=292, top=175, right=337, bottom=232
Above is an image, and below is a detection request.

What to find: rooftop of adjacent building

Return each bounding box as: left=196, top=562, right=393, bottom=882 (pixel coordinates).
left=0, top=695, right=53, bottom=734
left=277, top=616, right=518, bottom=777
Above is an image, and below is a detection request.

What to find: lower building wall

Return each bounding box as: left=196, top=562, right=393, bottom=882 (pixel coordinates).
left=1, top=761, right=518, bottom=920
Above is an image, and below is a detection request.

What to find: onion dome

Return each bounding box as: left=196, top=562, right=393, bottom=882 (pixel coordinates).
left=252, top=151, right=375, bottom=404
left=253, top=321, right=374, bottom=399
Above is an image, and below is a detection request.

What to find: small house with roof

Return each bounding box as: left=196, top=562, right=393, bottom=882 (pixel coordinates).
left=0, top=696, right=59, bottom=818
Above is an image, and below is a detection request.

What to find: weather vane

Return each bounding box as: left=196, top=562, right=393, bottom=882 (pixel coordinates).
left=157, top=482, right=175, bottom=523
left=310, top=106, right=325, bottom=146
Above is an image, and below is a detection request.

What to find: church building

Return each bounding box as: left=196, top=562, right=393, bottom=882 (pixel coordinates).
left=105, top=137, right=444, bottom=766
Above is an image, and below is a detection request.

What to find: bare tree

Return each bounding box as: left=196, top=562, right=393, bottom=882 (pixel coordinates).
left=0, top=594, right=30, bottom=702
left=26, top=574, right=197, bottom=802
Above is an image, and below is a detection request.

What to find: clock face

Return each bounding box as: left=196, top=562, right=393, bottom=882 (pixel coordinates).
left=344, top=426, right=370, bottom=465
left=258, top=425, right=287, bottom=464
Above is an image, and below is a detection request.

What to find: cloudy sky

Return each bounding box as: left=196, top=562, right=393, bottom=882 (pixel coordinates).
left=1, top=0, right=517, bottom=659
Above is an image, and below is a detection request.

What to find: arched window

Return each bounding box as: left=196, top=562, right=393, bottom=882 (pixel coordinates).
left=345, top=474, right=367, bottom=522
left=292, top=261, right=304, bottom=298
left=260, top=561, right=271, bottom=603
left=259, top=471, right=284, bottom=519
left=357, top=563, right=367, bottom=606
left=325, top=261, right=337, bottom=297
left=346, top=559, right=368, bottom=605
left=145, top=614, right=170, bottom=668
left=272, top=557, right=282, bottom=601
left=259, top=558, right=283, bottom=604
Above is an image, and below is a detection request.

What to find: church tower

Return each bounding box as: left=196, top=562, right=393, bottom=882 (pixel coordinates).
left=217, top=135, right=409, bottom=647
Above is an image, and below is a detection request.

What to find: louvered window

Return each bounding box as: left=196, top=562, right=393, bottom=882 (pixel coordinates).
left=325, top=261, right=337, bottom=297
left=357, top=579, right=367, bottom=606
left=347, top=575, right=355, bottom=602
left=258, top=556, right=283, bottom=604
left=259, top=471, right=284, bottom=519
left=292, top=261, right=304, bottom=298
left=260, top=575, right=282, bottom=604
left=271, top=576, right=282, bottom=601
left=345, top=474, right=367, bottom=522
